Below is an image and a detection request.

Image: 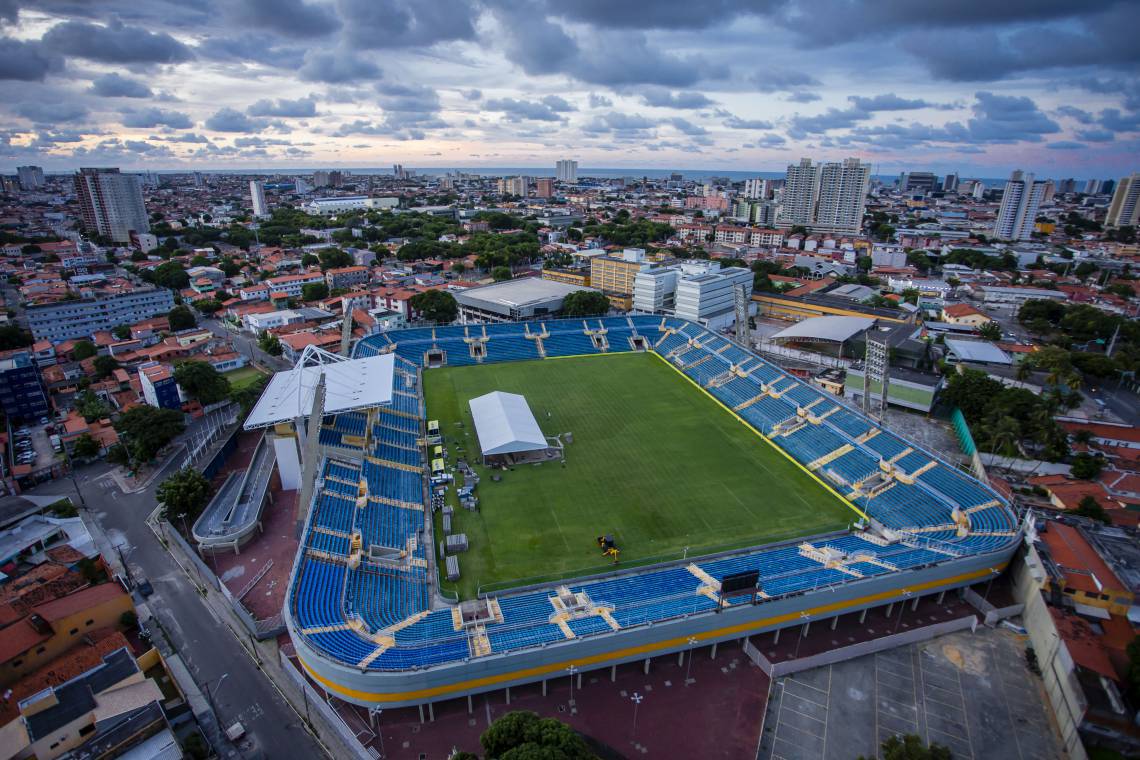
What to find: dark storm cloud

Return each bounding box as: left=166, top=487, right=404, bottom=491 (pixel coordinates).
left=336, top=0, right=477, bottom=49
left=847, top=94, right=936, bottom=111
left=43, top=20, right=194, bottom=64
left=484, top=97, right=566, bottom=122
left=0, top=37, right=60, bottom=81
left=15, top=100, right=88, bottom=123
left=122, top=107, right=193, bottom=129
left=751, top=68, right=820, bottom=93
left=232, top=0, right=340, bottom=38
left=552, top=0, right=784, bottom=30
left=247, top=96, right=318, bottom=117
left=299, top=50, right=382, bottom=83
left=965, top=91, right=1060, bottom=142
left=89, top=73, right=152, bottom=98
left=640, top=90, right=716, bottom=109
left=723, top=116, right=774, bottom=130
left=205, top=108, right=265, bottom=132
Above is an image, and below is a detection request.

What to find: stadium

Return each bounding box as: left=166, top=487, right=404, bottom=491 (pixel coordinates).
left=251, top=315, right=1022, bottom=709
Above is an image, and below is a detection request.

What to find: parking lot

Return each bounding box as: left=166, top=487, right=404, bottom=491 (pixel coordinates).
left=8, top=418, right=56, bottom=472
left=757, top=627, right=1064, bottom=760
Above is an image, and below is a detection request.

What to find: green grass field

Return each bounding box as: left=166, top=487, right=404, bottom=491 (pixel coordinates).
left=423, top=352, right=856, bottom=598
left=224, top=365, right=268, bottom=392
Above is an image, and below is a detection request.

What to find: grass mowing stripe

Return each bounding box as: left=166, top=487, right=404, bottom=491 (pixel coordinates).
left=423, top=352, right=853, bottom=598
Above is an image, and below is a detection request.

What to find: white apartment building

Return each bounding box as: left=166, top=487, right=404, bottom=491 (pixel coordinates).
left=776, top=158, right=869, bottom=235
left=26, top=286, right=174, bottom=342
left=742, top=178, right=772, bottom=200
left=1106, top=173, right=1140, bottom=228
left=266, top=272, right=325, bottom=298
left=777, top=158, right=819, bottom=228
left=814, top=158, right=871, bottom=234
left=632, top=267, right=680, bottom=313
left=17, top=165, right=44, bottom=191
left=674, top=261, right=754, bottom=329
left=74, top=168, right=149, bottom=243
left=993, top=170, right=1046, bottom=241
left=555, top=159, right=578, bottom=183
left=250, top=179, right=269, bottom=218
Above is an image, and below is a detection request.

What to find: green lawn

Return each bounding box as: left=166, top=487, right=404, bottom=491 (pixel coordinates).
left=423, top=352, right=857, bottom=599
left=224, top=365, right=268, bottom=392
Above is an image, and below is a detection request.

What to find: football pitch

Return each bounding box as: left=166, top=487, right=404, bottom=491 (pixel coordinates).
left=422, top=352, right=856, bottom=599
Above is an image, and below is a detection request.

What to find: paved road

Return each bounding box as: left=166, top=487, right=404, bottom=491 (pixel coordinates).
left=202, top=317, right=292, bottom=372
left=27, top=457, right=322, bottom=759
left=1084, top=384, right=1140, bottom=427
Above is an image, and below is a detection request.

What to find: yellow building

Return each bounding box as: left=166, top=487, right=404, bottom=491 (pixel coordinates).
left=541, top=269, right=590, bottom=288
left=1038, top=522, right=1133, bottom=616
left=753, top=293, right=910, bottom=324
left=941, top=302, right=993, bottom=328
left=0, top=583, right=135, bottom=686
left=589, top=249, right=651, bottom=299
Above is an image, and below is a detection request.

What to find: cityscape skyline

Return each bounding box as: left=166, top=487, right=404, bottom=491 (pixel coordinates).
left=0, top=2, right=1137, bottom=176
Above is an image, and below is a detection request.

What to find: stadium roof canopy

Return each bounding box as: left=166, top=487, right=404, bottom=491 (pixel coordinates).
left=771, top=316, right=876, bottom=344
left=469, top=391, right=547, bottom=456
left=244, top=346, right=394, bottom=430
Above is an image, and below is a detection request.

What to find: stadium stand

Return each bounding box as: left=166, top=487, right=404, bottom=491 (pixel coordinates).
left=286, top=316, right=1019, bottom=674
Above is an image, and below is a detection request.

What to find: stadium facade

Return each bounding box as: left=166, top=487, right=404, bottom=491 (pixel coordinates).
left=268, top=315, right=1021, bottom=708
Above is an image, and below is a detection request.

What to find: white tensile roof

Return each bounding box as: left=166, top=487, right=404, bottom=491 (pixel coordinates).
left=243, top=352, right=395, bottom=429
left=468, top=391, right=547, bottom=456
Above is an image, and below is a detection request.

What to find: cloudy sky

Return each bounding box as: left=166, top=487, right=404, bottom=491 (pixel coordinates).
left=1, top=0, right=1138, bottom=177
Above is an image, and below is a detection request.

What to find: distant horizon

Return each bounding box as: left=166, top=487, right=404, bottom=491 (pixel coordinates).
left=16, top=165, right=1118, bottom=185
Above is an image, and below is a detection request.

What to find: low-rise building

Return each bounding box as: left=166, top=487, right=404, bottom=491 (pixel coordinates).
left=324, top=265, right=370, bottom=290
left=941, top=302, right=993, bottom=328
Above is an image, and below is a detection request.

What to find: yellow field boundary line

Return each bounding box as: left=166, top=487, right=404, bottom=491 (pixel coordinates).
left=647, top=351, right=869, bottom=523
left=297, top=560, right=1004, bottom=703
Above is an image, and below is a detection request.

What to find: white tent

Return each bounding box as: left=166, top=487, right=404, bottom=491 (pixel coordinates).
left=469, top=391, right=547, bottom=456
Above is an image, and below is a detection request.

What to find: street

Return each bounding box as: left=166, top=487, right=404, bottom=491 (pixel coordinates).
left=26, top=455, right=323, bottom=759
left=201, top=317, right=292, bottom=372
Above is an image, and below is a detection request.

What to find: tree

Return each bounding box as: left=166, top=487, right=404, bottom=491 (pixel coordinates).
left=152, top=260, right=190, bottom=289
left=114, top=406, right=185, bottom=462
left=194, top=298, right=223, bottom=315
left=409, top=290, right=458, bottom=324
left=977, top=322, right=1002, bottom=341
left=1073, top=495, right=1110, bottom=524
left=561, top=290, right=611, bottom=317
left=317, top=248, right=353, bottom=271
left=168, top=304, right=197, bottom=331
left=71, top=433, right=100, bottom=459
left=480, top=711, right=596, bottom=760
left=72, top=339, right=97, bottom=360
left=93, top=354, right=120, bottom=379
left=112, top=324, right=132, bottom=341
left=105, top=443, right=130, bottom=467
left=858, top=733, right=952, bottom=760
left=157, top=467, right=213, bottom=520
left=75, top=390, right=111, bottom=422
left=491, top=266, right=512, bottom=281
left=301, top=282, right=330, bottom=301
left=301, top=252, right=318, bottom=268
left=0, top=324, right=33, bottom=350
left=1070, top=452, right=1105, bottom=480
left=174, top=361, right=232, bottom=406
left=1126, top=635, right=1140, bottom=704
left=257, top=331, right=282, bottom=356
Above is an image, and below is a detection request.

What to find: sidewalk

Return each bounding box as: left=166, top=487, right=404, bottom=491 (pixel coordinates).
left=152, top=509, right=357, bottom=760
